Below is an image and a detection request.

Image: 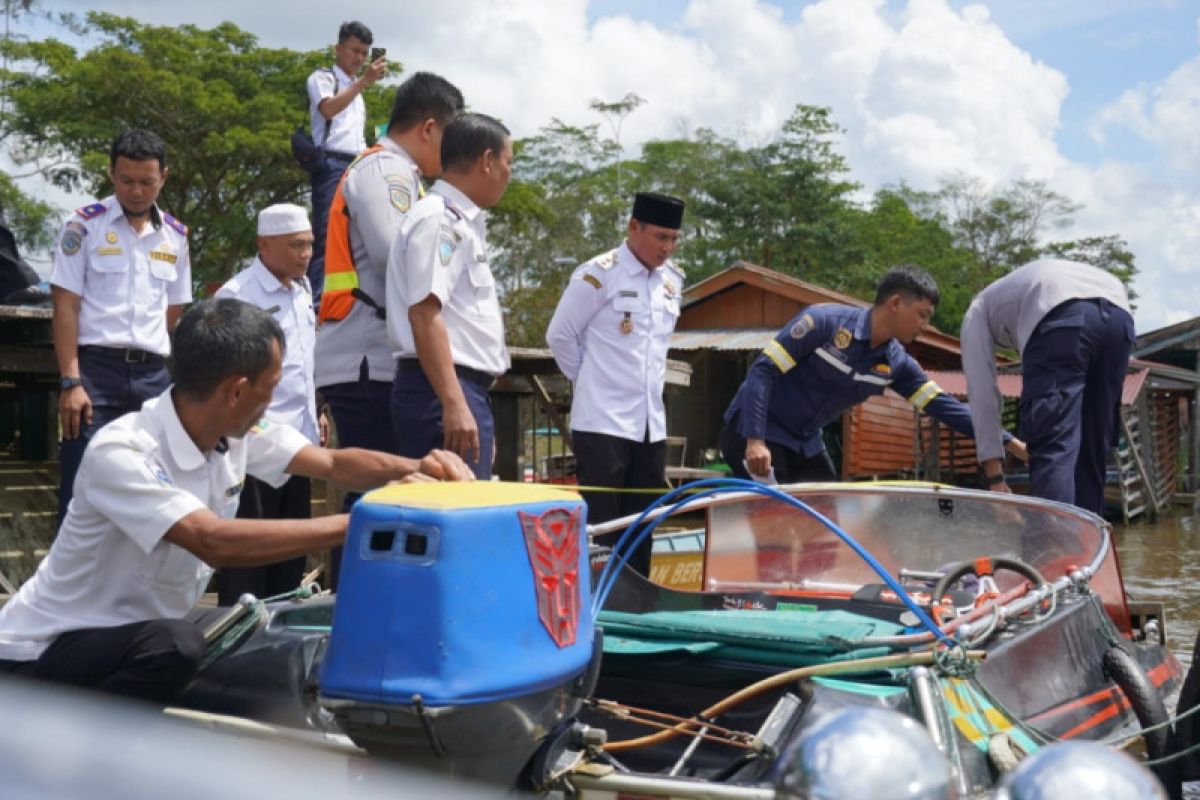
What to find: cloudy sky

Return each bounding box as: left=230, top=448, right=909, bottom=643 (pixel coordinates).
left=15, top=0, right=1200, bottom=332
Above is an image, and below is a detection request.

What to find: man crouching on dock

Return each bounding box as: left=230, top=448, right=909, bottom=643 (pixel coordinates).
left=0, top=298, right=472, bottom=705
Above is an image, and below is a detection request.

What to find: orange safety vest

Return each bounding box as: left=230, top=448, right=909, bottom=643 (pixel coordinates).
left=317, top=145, right=386, bottom=324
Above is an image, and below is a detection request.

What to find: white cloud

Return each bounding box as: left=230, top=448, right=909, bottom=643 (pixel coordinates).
left=21, top=1, right=1200, bottom=330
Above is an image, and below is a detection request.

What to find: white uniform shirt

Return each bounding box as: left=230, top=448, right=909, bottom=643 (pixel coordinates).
left=315, top=139, right=422, bottom=387
left=546, top=242, right=684, bottom=442
left=0, top=390, right=309, bottom=661
left=306, top=65, right=365, bottom=155
left=50, top=198, right=192, bottom=355
left=216, top=257, right=319, bottom=444
left=961, top=257, right=1132, bottom=463
left=386, top=180, right=510, bottom=377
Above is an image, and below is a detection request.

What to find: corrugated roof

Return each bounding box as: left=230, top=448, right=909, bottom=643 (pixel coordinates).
left=669, top=328, right=776, bottom=351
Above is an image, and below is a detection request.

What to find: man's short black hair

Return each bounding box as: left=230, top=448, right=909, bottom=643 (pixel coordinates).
left=338, top=21, right=373, bottom=45
left=874, top=264, right=940, bottom=306
left=170, top=299, right=284, bottom=400
left=440, top=113, right=510, bottom=173
left=110, top=129, right=167, bottom=170
left=387, top=72, right=465, bottom=134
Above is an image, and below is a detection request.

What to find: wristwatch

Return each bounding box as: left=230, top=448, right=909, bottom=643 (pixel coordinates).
left=59, top=376, right=83, bottom=391
left=984, top=472, right=1006, bottom=486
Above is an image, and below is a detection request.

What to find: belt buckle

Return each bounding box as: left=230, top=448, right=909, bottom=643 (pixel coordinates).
left=124, top=348, right=145, bottom=364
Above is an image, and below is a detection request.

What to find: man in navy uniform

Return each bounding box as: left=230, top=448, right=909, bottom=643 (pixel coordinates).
left=721, top=265, right=1026, bottom=483
left=50, top=129, right=191, bottom=527
left=961, top=258, right=1133, bottom=514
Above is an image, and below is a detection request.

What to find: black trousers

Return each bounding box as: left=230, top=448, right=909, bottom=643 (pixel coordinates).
left=216, top=474, right=311, bottom=606
left=0, top=619, right=204, bottom=706
left=718, top=423, right=837, bottom=483
left=320, top=356, right=400, bottom=590
left=59, top=347, right=171, bottom=528
left=573, top=429, right=666, bottom=576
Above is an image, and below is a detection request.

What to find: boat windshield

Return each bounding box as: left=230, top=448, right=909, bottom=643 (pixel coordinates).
left=701, top=486, right=1116, bottom=604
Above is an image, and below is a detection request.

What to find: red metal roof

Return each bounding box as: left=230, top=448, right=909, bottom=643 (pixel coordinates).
left=926, top=368, right=1150, bottom=407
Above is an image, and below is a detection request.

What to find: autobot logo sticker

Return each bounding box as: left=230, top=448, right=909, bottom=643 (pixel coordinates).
left=518, top=506, right=583, bottom=648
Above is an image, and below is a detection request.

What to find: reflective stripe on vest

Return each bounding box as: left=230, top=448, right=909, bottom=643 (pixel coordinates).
left=317, top=145, right=385, bottom=324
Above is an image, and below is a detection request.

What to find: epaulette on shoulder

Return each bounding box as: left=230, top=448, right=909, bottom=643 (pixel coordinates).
left=442, top=200, right=464, bottom=222
left=74, top=202, right=107, bottom=221
left=163, top=213, right=188, bottom=236
left=668, top=261, right=686, bottom=279
left=591, top=249, right=619, bottom=270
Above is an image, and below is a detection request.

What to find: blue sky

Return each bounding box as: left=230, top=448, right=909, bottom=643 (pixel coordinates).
left=12, top=1, right=1200, bottom=329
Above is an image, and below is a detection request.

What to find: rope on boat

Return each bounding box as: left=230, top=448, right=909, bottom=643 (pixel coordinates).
left=198, top=579, right=321, bottom=671
left=601, top=648, right=986, bottom=752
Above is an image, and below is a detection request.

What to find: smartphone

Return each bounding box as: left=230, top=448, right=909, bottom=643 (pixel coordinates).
left=370, top=46, right=386, bottom=62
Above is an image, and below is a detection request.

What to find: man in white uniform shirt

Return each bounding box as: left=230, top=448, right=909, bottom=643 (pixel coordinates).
left=214, top=204, right=328, bottom=604
left=305, top=20, right=387, bottom=304
left=0, top=299, right=471, bottom=706
left=961, top=258, right=1134, bottom=514
left=51, top=129, right=192, bottom=529
left=546, top=192, right=686, bottom=575
left=315, top=74, right=463, bottom=588
left=387, top=113, right=513, bottom=479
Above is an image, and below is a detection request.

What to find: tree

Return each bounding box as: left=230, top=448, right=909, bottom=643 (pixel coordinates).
left=922, top=175, right=1079, bottom=289
left=490, top=121, right=623, bottom=346
left=0, top=13, right=400, bottom=285
left=694, top=105, right=864, bottom=286
left=1041, top=234, right=1139, bottom=305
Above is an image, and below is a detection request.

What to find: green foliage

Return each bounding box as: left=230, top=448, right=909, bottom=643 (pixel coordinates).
left=1042, top=234, right=1139, bottom=305
left=0, top=13, right=399, bottom=285
left=0, top=170, right=54, bottom=253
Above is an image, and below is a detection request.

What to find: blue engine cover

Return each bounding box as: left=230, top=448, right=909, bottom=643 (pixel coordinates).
left=320, top=482, right=594, bottom=706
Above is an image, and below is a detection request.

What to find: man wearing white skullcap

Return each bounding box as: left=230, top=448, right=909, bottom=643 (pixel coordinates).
left=213, top=203, right=328, bottom=603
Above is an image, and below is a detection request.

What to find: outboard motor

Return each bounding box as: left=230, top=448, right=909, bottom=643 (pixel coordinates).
left=319, top=482, right=597, bottom=785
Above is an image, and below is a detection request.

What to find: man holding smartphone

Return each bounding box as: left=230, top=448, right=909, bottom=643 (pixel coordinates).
left=305, top=20, right=387, bottom=306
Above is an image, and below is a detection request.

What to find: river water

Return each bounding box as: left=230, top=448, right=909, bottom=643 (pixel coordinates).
left=1113, top=508, right=1200, bottom=669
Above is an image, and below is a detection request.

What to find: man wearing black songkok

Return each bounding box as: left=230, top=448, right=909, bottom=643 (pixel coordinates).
left=546, top=192, right=686, bottom=575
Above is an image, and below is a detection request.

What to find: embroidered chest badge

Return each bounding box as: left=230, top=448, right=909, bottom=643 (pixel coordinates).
left=833, top=327, right=853, bottom=350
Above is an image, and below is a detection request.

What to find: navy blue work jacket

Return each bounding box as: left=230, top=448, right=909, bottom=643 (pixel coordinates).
left=724, top=304, right=978, bottom=458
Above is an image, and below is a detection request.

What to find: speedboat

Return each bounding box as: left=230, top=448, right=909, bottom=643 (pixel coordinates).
left=174, top=480, right=1181, bottom=798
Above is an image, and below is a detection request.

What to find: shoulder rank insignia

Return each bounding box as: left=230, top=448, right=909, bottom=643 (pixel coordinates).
left=833, top=326, right=852, bottom=349
left=442, top=199, right=464, bottom=222
left=580, top=273, right=602, bottom=290
left=789, top=313, right=814, bottom=340
left=592, top=249, right=618, bottom=270
left=75, top=202, right=106, bottom=221
left=163, top=213, right=188, bottom=236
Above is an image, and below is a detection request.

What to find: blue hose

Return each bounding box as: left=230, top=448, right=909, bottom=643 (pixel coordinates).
left=590, top=478, right=955, bottom=646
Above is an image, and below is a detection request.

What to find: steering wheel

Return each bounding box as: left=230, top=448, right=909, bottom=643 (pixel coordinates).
left=931, top=556, right=1047, bottom=611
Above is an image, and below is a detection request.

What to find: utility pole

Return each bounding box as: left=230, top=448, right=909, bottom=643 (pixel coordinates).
left=589, top=92, right=644, bottom=233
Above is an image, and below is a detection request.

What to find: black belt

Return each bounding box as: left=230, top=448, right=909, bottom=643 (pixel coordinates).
left=326, top=150, right=357, bottom=163
left=396, top=359, right=495, bottom=388
left=80, top=345, right=164, bottom=365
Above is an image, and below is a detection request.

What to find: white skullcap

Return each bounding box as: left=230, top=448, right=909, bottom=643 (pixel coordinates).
left=257, top=203, right=311, bottom=236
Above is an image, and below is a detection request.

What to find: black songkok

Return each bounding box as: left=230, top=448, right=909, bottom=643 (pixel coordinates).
left=631, top=192, right=685, bottom=229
